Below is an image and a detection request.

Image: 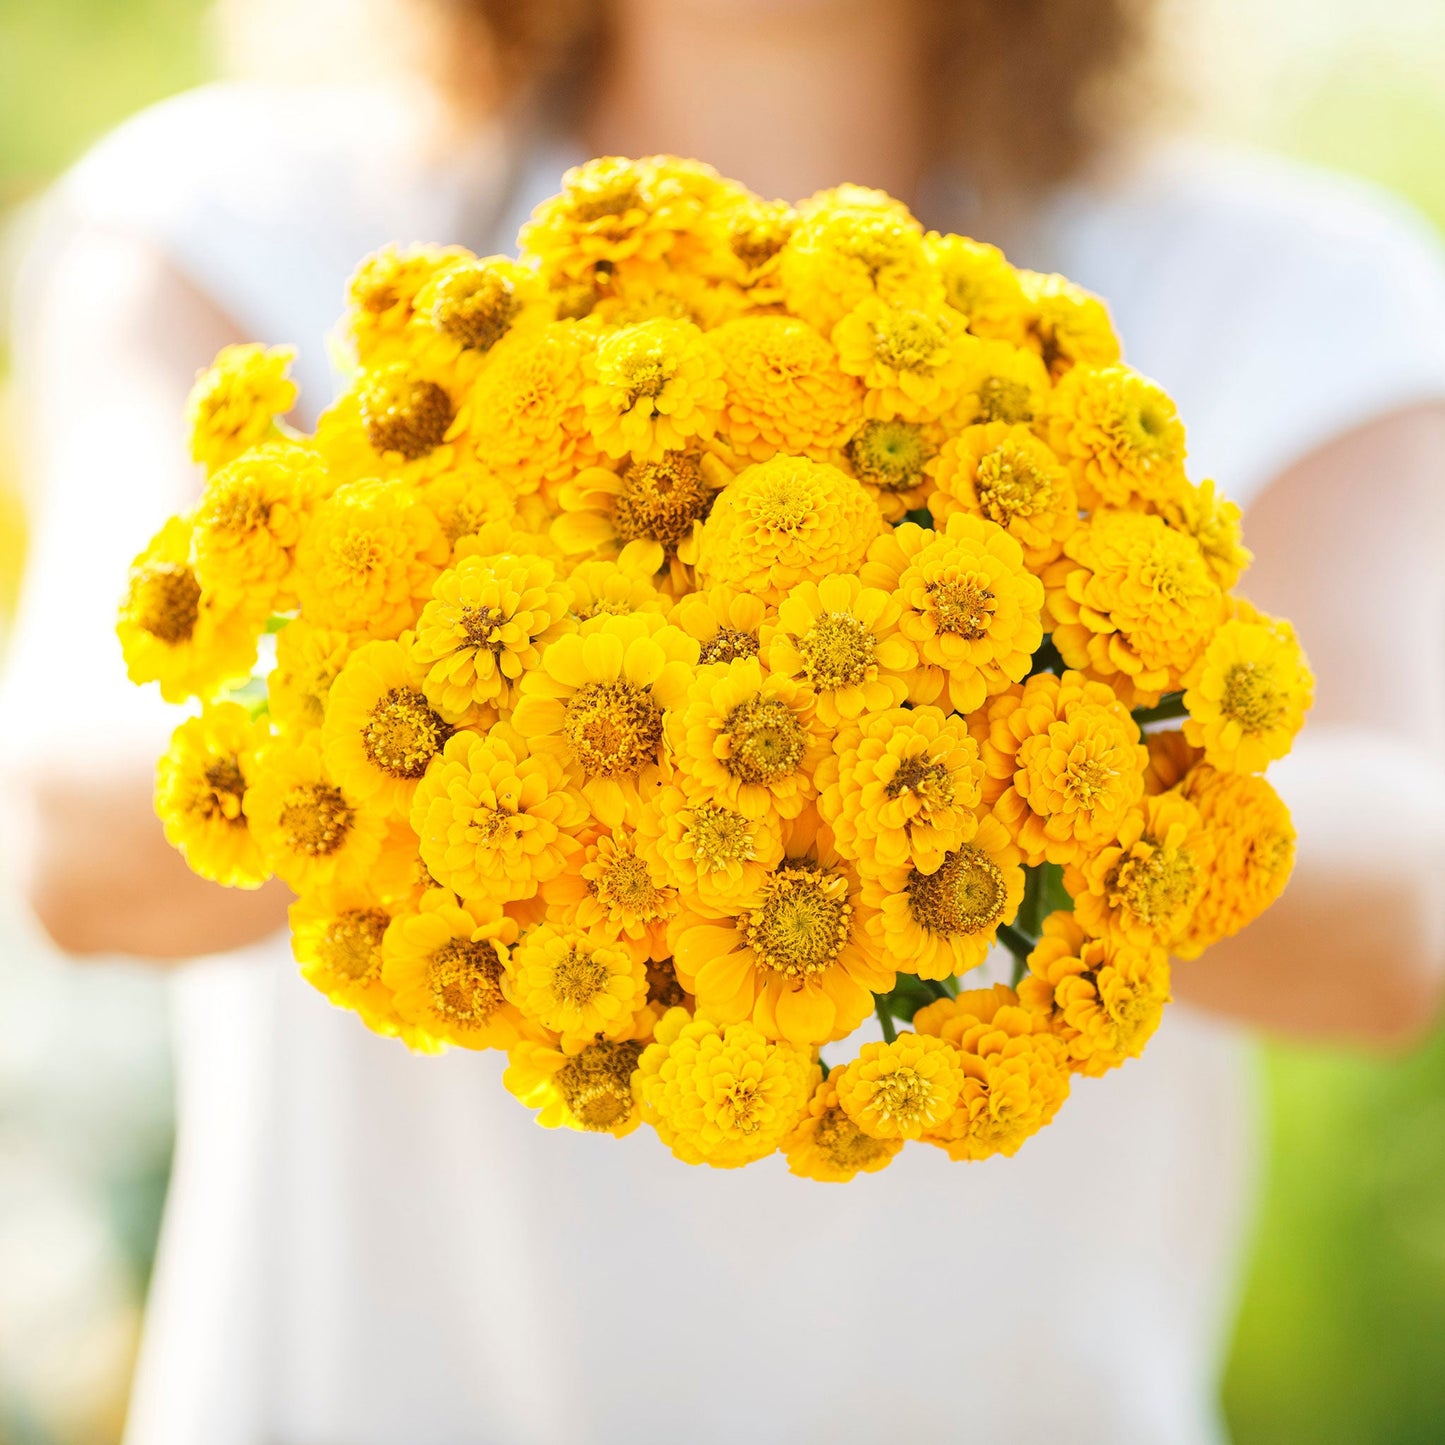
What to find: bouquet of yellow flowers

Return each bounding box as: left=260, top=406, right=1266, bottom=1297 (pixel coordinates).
left=119, top=156, right=1311, bottom=1180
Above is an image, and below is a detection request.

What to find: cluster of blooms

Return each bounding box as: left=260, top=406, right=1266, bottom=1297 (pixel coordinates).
left=121, top=156, right=1312, bottom=1180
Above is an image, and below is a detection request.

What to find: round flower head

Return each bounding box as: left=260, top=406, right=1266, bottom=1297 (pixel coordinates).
left=582, top=318, right=726, bottom=462
left=154, top=703, right=272, bottom=888
left=914, top=984, right=1072, bottom=1160
left=1046, top=364, right=1187, bottom=510
left=344, top=242, right=472, bottom=366
left=510, top=614, right=699, bottom=827
left=711, top=315, right=862, bottom=462
left=668, top=584, right=766, bottom=667
left=859, top=814, right=1025, bottom=980
left=666, top=656, right=827, bottom=822
left=816, top=704, right=984, bottom=876
left=1019, top=911, right=1171, bottom=1076
left=186, top=342, right=297, bottom=472
left=764, top=574, right=916, bottom=726
left=832, top=298, right=969, bottom=424
left=952, top=336, right=1051, bottom=427
left=840, top=416, right=942, bottom=521
left=783, top=1076, right=902, bottom=1182
left=1174, top=764, right=1296, bottom=959
left=1045, top=509, right=1222, bottom=708
left=835, top=1033, right=965, bottom=1141
left=1153, top=477, right=1251, bottom=590
left=412, top=253, right=548, bottom=379
left=354, top=363, right=458, bottom=471
left=322, top=640, right=454, bottom=818
left=291, top=478, right=448, bottom=640
left=382, top=889, right=522, bottom=1050
left=634, top=1006, right=819, bottom=1168
left=1065, top=790, right=1215, bottom=950
left=720, top=194, right=798, bottom=300
left=860, top=514, right=1044, bottom=716
left=669, top=813, right=893, bottom=1047
left=117, top=516, right=260, bottom=703
left=416, top=463, right=518, bottom=550
left=694, top=455, right=879, bottom=605
left=1183, top=612, right=1313, bottom=773
left=1019, top=269, right=1121, bottom=378
left=268, top=622, right=355, bottom=739
left=974, top=670, right=1148, bottom=866
left=542, top=825, right=678, bottom=965
left=506, top=921, right=650, bottom=1049
left=929, top=423, right=1077, bottom=568
left=505, top=1037, right=645, bottom=1137
left=564, top=558, right=668, bottom=627
left=926, top=233, right=1030, bottom=344
left=408, top=551, right=574, bottom=720
left=409, top=723, right=587, bottom=905
left=244, top=739, right=387, bottom=893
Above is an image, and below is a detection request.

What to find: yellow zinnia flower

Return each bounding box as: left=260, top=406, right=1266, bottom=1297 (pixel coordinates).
left=835, top=1033, right=965, bottom=1141
left=186, top=342, right=297, bottom=472
left=719, top=194, right=798, bottom=301
left=267, top=621, right=355, bottom=739
left=154, top=703, right=272, bottom=888
left=832, top=297, right=970, bottom=424
left=839, top=416, right=942, bottom=521
left=926, top=232, right=1030, bottom=344
left=564, top=557, right=669, bottom=627
left=861, top=514, right=1044, bottom=716
left=506, top=921, right=650, bottom=1050
left=344, top=242, right=472, bottom=367
left=504, top=1037, right=645, bottom=1137
left=541, top=825, right=678, bottom=965
left=1153, top=477, right=1252, bottom=590
left=783, top=1076, right=902, bottom=1182
left=952, top=336, right=1052, bottom=427
left=668, top=583, right=766, bottom=667
left=416, top=463, right=518, bottom=551
left=1018, top=269, right=1121, bottom=378
left=409, top=253, right=548, bottom=385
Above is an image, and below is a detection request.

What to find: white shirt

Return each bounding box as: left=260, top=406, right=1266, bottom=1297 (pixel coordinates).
left=7, top=82, right=1445, bottom=1445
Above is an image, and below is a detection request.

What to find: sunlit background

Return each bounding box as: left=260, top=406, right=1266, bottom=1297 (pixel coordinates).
left=1, top=1, right=1444, bottom=1440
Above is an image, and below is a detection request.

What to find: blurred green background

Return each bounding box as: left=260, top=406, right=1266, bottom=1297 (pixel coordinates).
left=1, top=1, right=1444, bottom=1440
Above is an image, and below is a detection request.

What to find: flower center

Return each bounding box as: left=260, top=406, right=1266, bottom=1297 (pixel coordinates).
left=814, top=1105, right=894, bottom=1170
left=360, top=367, right=454, bottom=459
left=277, top=782, right=354, bottom=857
left=613, top=452, right=714, bottom=551
left=1063, top=755, right=1118, bottom=808
left=128, top=563, right=201, bottom=645
left=722, top=695, right=806, bottom=785
left=924, top=576, right=995, bottom=639
left=1221, top=662, right=1288, bottom=734
left=974, top=445, right=1053, bottom=524
left=350, top=255, right=402, bottom=314
left=616, top=347, right=677, bottom=407
left=698, top=626, right=760, bottom=665
left=549, top=942, right=612, bottom=1008
left=430, top=263, right=522, bottom=351
left=740, top=862, right=851, bottom=981
left=318, top=908, right=389, bottom=982
left=749, top=472, right=816, bottom=531
left=589, top=852, right=667, bottom=919
left=886, top=754, right=955, bottom=812
left=563, top=679, right=664, bottom=778
left=429, top=938, right=506, bottom=1024
left=555, top=1040, right=644, bottom=1131
left=870, top=310, right=948, bottom=373
left=1109, top=838, right=1198, bottom=927
left=685, top=802, right=759, bottom=871
left=362, top=686, right=453, bottom=779
left=469, top=805, right=517, bottom=845
left=867, top=1068, right=936, bottom=1129
left=795, top=612, right=876, bottom=691
left=845, top=418, right=936, bottom=494
left=200, top=757, right=247, bottom=825
left=973, top=377, right=1035, bottom=424
left=204, top=480, right=271, bottom=536
left=906, top=845, right=1006, bottom=937
left=460, top=604, right=509, bottom=651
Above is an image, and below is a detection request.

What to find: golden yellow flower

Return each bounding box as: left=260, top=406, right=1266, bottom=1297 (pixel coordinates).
left=510, top=614, right=699, bottom=828
left=694, top=454, right=880, bottom=605
left=504, top=1037, right=645, bottom=1136
left=291, top=477, right=448, bottom=640
left=564, top=558, right=668, bottom=626
left=670, top=812, right=893, bottom=1047
left=974, top=670, right=1148, bottom=866
left=506, top=921, right=650, bottom=1049
left=926, top=232, right=1030, bottom=343
left=1064, top=790, right=1215, bottom=950
left=634, top=1005, right=819, bottom=1168
left=1044, top=509, right=1222, bottom=708
left=542, top=825, right=678, bottom=965
left=835, top=1033, right=965, bottom=1141
left=416, top=464, right=518, bottom=551
left=858, top=813, right=1025, bottom=980
left=860, top=514, right=1044, bottom=715
left=267, top=621, right=355, bottom=739
left=288, top=888, right=406, bottom=1035
left=832, top=298, right=969, bottom=424
left=408, top=723, right=587, bottom=905
left=720, top=194, right=798, bottom=300
left=914, top=983, right=1072, bottom=1160
left=344, top=243, right=472, bottom=366
left=1183, top=612, right=1313, bottom=773
left=245, top=739, right=387, bottom=892
left=408, top=552, right=573, bottom=720
left=929, top=423, right=1077, bottom=568
left=186, top=343, right=298, bottom=472
left=1152, top=477, right=1252, bottom=590
left=382, top=888, right=523, bottom=1049
left=1142, top=728, right=1203, bottom=795
left=1018, top=269, right=1121, bottom=378
left=952, top=336, right=1052, bottom=427
left=1046, top=364, right=1187, bottom=510
left=154, top=703, right=272, bottom=888
left=116, top=516, right=261, bottom=703
left=1019, top=911, right=1171, bottom=1076
left=839, top=417, right=942, bottom=521
left=582, top=318, right=726, bottom=462
left=763, top=574, right=915, bottom=726
left=1174, top=764, right=1296, bottom=959
left=783, top=1076, right=901, bottom=1181
left=410, top=253, right=548, bottom=381
left=668, top=584, right=766, bottom=666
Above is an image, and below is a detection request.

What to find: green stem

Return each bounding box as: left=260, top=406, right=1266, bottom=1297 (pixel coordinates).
left=996, top=922, right=1034, bottom=963
left=1010, top=952, right=1028, bottom=988
left=922, top=977, right=955, bottom=1001
left=875, top=996, right=898, bottom=1044
left=1130, top=691, right=1187, bottom=726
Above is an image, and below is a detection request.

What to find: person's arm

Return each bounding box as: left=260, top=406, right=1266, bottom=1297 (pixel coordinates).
left=2, top=226, right=291, bottom=959
left=1171, top=401, right=1445, bottom=1047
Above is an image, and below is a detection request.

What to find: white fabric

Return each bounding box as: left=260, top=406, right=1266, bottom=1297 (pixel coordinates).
left=7, top=81, right=1445, bottom=1445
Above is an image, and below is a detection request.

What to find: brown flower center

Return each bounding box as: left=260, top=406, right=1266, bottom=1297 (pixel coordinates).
left=362, top=686, right=453, bottom=779
left=555, top=1040, right=644, bottom=1131
left=429, top=938, right=506, bottom=1025
left=430, top=262, right=522, bottom=351
left=741, top=862, right=851, bottom=981
left=612, top=451, right=714, bottom=552
left=318, top=908, right=389, bottom=982
left=128, top=563, right=201, bottom=645
left=360, top=367, right=454, bottom=459
left=277, top=782, right=354, bottom=857
left=563, top=679, right=664, bottom=779
left=722, top=695, right=806, bottom=785
left=906, top=845, right=1007, bottom=937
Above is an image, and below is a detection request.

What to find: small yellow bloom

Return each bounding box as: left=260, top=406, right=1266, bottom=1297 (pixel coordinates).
left=952, top=336, right=1051, bottom=427
left=186, top=343, right=297, bottom=472
left=1153, top=477, right=1251, bottom=590
left=564, top=557, right=668, bottom=628
left=542, top=825, right=678, bottom=965
left=505, top=1037, right=645, bottom=1136
left=835, top=1033, right=965, bottom=1141
left=839, top=416, right=942, bottom=521
left=832, top=297, right=969, bottom=424
left=344, top=243, right=472, bottom=366
left=416, top=464, right=518, bottom=551
left=411, top=253, right=548, bottom=381
left=720, top=195, right=798, bottom=300
left=506, top=922, right=650, bottom=1049
left=783, top=1076, right=901, bottom=1182
left=267, top=621, right=355, bottom=739
left=668, top=584, right=766, bottom=667
left=1018, top=269, right=1121, bottom=378
left=926, top=233, right=1030, bottom=344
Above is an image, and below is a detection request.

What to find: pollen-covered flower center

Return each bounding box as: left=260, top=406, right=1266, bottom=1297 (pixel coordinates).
left=469, top=804, right=517, bottom=844
left=1221, top=662, right=1288, bottom=734
left=698, top=627, right=759, bottom=665
left=204, top=481, right=272, bottom=536
left=319, top=908, right=388, bottom=982
left=1109, top=840, right=1198, bottom=926
left=429, top=938, right=506, bottom=1024
left=845, top=418, right=936, bottom=494
left=616, top=347, right=678, bottom=406
left=1058, top=746, right=1118, bottom=808
left=723, top=696, right=807, bottom=784
left=869, top=311, right=948, bottom=372
left=460, top=604, right=510, bottom=651
left=740, top=863, right=851, bottom=980
left=613, top=452, right=713, bottom=551
left=555, top=1040, right=644, bottom=1131
left=200, top=757, right=247, bottom=825
left=362, top=686, right=453, bottom=779
left=563, top=680, right=664, bottom=778
left=867, top=1068, right=934, bottom=1128
left=278, top=782, right=354, bottom=857
left=907, top=845, right=1006, bottom=936
left=795, top=612, right=876, bottom=691
left=590, top=853, right=666, bottom=918
left=129, top=564, right=202, bottom=645
left=886, top=753, right=955, bottom=811
left=430, top=264, right=522, bottom=351
left=720, top=1077, right=765, bottom=1134
left=350, top=256, right=402, bottom=314
left=925, top=576, right=995, bottom=638
left=974, top=377, right=1034, bottom=424
left=975, top=446, right=1053, bottom=523
left=549, top=943, right=612, bottom=1007
left=360, top=367, right=454, bottom=459
left=814, top=1106, right=894, bottom=1169
left=686, top=802, right=759, bottom=871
